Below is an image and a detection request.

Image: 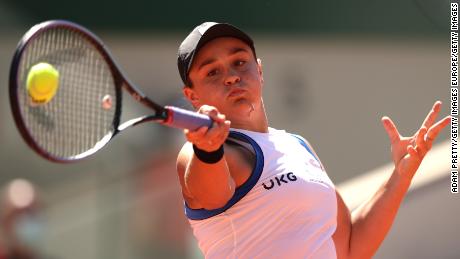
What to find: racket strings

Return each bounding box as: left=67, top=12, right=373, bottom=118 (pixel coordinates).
left=18, top=27, right=117, bottom=159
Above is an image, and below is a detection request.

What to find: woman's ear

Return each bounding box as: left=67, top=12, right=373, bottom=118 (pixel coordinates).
left=257, top=58, right=264, bottom=85
left=183, top=86, right=200, bottom=109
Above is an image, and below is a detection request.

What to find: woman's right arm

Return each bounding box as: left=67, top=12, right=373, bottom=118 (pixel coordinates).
left=176, top=105, right=236, bottom=210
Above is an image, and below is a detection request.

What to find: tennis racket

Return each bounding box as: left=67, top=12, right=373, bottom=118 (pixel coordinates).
left=9, top=20, right=212, bottom=163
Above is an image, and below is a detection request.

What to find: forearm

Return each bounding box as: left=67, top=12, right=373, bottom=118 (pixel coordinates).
left=185, top=155, right=235, bottom=209
left=348, top=169, right=412, bottom=259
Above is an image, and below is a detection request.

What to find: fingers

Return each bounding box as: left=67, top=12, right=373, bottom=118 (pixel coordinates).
left=425, top=115, right=451, bottom=143
left=185, top=105, right=231, bottom=152
left=384, top=102, right=449, bottom=175
left=197, top=105, right=223, bottom=123
left=381, top=116, right=401, bottom=144
left=411, top=115, right=450, bottom=157
left=415, top=127, right=429, bottom=156
left=407, top=145, right=421, bottom=162
left=421, top=101, right=442, bottom=130
left=184, top=126, right=208, bottom=142
left=410, top=101, right=449, bottom=151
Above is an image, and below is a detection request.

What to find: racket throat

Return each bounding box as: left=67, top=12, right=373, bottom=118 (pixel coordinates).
left=116, top=114, right=166, bottom=133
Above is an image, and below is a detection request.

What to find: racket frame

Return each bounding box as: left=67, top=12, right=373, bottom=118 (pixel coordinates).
left=9, top=20, right=174, bottom=163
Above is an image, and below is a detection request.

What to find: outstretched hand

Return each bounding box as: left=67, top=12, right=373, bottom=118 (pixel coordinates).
left=381, top=101, right=451, bottom=180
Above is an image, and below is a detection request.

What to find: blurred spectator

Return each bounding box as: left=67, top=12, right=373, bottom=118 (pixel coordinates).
left=0, top=179, right=46, bottom=259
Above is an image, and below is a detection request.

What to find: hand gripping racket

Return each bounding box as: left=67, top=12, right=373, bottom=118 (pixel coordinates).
left=9, top=20, right=212, bottom=163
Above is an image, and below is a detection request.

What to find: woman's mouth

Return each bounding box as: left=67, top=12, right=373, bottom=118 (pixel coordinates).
left=228, top=89, right=246, bottom=98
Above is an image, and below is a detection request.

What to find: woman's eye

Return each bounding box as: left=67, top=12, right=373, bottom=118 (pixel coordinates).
left=207, top=70, right=218, bottom=77
left=235, top=60, right=246, bottom=66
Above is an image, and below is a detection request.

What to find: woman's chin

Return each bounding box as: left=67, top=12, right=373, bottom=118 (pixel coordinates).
left=231, top=99, right=256, bottom=117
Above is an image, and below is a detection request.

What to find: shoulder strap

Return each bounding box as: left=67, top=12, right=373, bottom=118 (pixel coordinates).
left=290, top=134, right=320, bottom=163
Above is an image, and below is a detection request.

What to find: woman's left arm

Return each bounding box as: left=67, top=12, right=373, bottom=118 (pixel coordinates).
left=333, top=101, right=451, bottom=259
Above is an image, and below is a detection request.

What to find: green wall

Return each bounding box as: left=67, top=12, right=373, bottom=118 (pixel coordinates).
left=3, top=0, right=450, bottom=36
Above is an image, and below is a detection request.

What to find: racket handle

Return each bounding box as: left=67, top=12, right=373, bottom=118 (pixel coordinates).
left=164, top=106, right=213, bottom=130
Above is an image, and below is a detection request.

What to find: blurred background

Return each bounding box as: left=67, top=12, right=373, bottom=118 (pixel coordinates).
left=0, top=0, right=457, bottom=258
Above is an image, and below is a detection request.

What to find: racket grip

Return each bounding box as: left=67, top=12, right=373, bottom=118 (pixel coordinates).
left=164, top=106, right=213, bottom=130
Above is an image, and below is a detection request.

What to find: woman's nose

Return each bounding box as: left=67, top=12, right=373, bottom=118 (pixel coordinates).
left=224, top=70, right=241, bottom=86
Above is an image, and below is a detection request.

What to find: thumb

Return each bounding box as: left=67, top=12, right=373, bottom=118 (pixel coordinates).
left=381, top=116, right=401, bottom=144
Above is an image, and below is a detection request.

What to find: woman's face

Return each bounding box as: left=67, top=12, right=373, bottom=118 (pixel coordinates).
left=184, top=37, right=264, bottom=119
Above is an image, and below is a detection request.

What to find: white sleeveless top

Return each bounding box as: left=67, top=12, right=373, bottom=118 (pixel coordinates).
left=185, top=127, right=337, bottom=259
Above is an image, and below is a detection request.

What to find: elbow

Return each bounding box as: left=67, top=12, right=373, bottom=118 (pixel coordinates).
left=202, top=199, right=231, bottom=210
left=346, top=248, right=374, bottom=259
left=187, top=180, right=236, bottom=210
left=198, top=189, right=235, bottom=210
left=348, top=253, right=373, bottom=259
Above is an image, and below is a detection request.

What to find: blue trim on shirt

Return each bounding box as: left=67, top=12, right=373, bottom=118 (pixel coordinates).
left=184, top=131, right=265, bottom=220
left=290, top=134, right=320, bottom=163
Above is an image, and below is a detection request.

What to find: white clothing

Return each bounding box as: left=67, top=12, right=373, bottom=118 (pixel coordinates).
left=185, top=128, right=337, bottom=259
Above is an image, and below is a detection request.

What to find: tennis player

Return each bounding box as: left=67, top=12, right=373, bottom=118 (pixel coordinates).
left=175, top=22, right=450, bottom=258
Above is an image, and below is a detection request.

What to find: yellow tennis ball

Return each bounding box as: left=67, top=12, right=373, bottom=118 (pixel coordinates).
left=26, top=62, right=59, bottom=104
